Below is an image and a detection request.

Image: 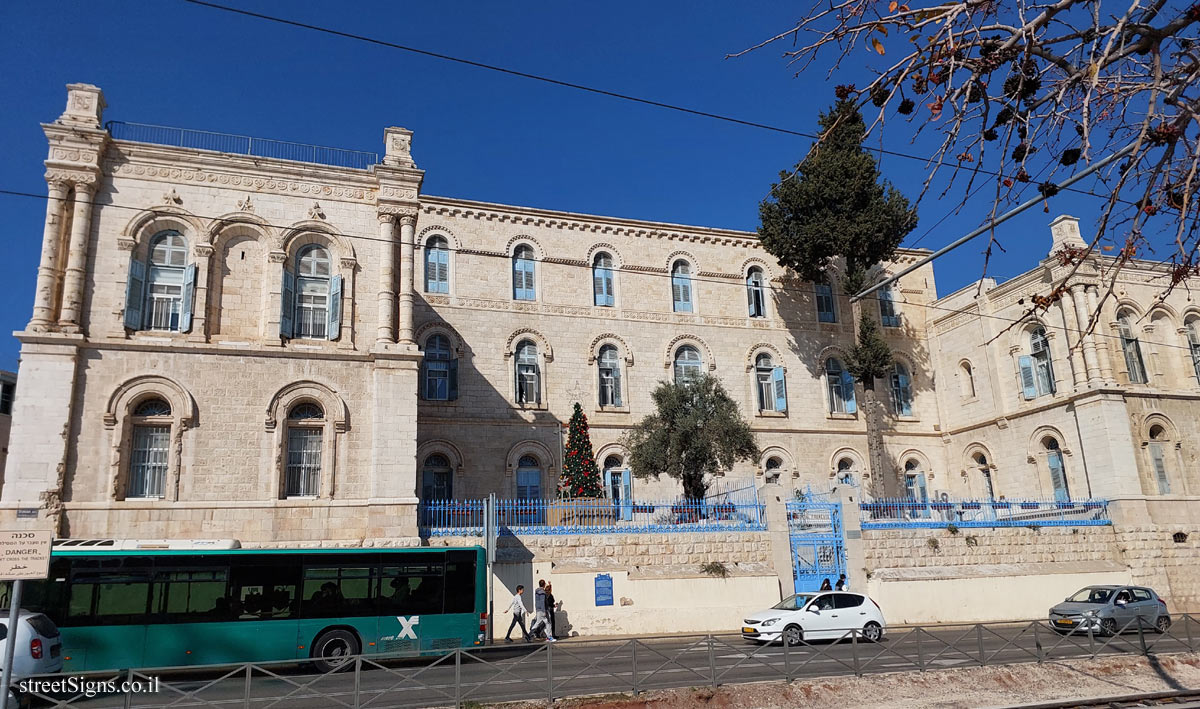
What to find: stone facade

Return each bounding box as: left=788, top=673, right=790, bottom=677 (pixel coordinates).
left=0, top=370, right=14, bottom=481
left=2, top=83, right=1198, bottom=550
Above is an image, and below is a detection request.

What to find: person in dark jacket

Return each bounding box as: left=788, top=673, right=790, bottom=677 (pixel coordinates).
left=819, top=578, right=832, bottom=591
left=544, top=583, right=557, bottom=639
left=834, top=574, right=847, bottom=591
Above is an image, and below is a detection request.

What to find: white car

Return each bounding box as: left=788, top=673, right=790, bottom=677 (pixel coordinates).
left=741, top=591, right=886, bottom=645
left=0, top=610, right=63, bottom=677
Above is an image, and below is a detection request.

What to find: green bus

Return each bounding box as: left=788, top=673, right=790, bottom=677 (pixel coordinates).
left=3, top=542, right=487, bottom=672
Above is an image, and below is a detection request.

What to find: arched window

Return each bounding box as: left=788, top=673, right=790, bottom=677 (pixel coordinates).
left=826, top=358, right=856, bottom=414
left=294, top=245, right=332, bottom=339
left=285, top=402, right=324, bottom=497
left=128, top=398, right=172, bottom=498
left=515, top=340, right=540, bottom=405
left=878, top=285, right=900, bottom=327
left=421, top=454, right=453, bottom=500
left=593, top=253, right=615, bottom=307
left=836, top=457, right=856, bottom=486
left=1025, top=327, right=1056, bottom=397
left=764, top=457, right=783, bottom=481
left=960, top=361, right=976, bottom=398
left=145, top=231, right=189, bottom=331
left=903, top=459, right=928, bottom=503
left=603, top=454, right=631, bottom=511
left=1148, top=425, right=1172, bottom=495
left=598, top=345, right=623, bottom=407
left=973, top=452, right=995, bottom=501
left=673, top=345, right=702, bottom=385
left=422, top=334, right=457, bottom=401
left=1187, top=318, right=1200, bottom=383
left=746, top=267, right=765, bottom=318
left=889, top=363, right=913, bottom=416
left=424, top=236, right=449, bottom=293
left=1118, top=312, right=1148, bottom=384
left=671, top=260, right=693, bottom=313
left=512, top=245, right=536, bottom=301
left=516, top=454, right=542, bottom=501
left=1043, top=437, right=1069, bottom=502
left=815, top=280, right=837, bottom=323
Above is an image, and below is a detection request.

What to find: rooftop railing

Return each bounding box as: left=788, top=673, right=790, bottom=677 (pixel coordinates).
left=860, top=496, right=1111, bottom=529
left=106, top=121, right=380, bottom=170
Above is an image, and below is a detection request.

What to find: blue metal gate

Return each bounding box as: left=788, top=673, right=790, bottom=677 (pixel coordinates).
left=785, top=496, right=846, bottom=593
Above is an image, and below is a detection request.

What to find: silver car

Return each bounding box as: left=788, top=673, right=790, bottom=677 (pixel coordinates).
left=1048, top=585, right=1171, bottom=635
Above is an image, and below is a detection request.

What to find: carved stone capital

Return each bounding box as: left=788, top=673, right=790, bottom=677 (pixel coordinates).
left=399, top=214, right=418, bottom=228
left=117, top=238, right=137, bottom=252
left=268, top=250, right=287, bottom=264
left=193, top=244, right=215, bottom=258
left=377, top=213, right=396, bottom=225
left=339, top=257, right=357, bottom=270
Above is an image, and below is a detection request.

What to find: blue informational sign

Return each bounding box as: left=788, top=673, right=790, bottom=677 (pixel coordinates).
left=594, top=573, right=614, bottom=607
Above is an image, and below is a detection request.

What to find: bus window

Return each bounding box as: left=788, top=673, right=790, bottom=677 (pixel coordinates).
left=71, top=557, right=153, bottom=625
left=444, top=551, right=476, bottom=614
left=302, top=566, right=374, bottom=618
left=229, top=561, right=297, bottom=620
left=379, top=561, right=444, bottom=616
left=152, top=570, right=231, bottom=621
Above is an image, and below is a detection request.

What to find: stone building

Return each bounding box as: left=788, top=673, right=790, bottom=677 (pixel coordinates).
left=0, top=370, right=14, bottom=480
left=2, top=83, right=1197, bottom=546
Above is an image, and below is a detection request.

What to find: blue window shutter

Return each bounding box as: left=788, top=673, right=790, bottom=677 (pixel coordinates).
left=842, top=370, right=857, bottom=414
left=280, top=267, right=295, bottom=339
left=124, top=259, right=146, bottom=330
left=419, top=361, right=429, bottom=400
left=1048, top=451, right=1069, bottom=501
left=1018, top=355, right=1038, bottom=400
left=512, top=258, right=522, bottom=300
left=179, top=263, right=197, bottom=333
left=326, top=274, right=343, bottom=341
left=449, top=359, right=459, bottom=401
left=612, top=364, right=622, bottom=407
left=594, top=268, right=605, bottom=306
left=673, top=275, right=692, bottom=312
left=533, top=363, right=541, bottom=404
left=916, top=474, right=928, bottom=501
left=772, top=367, right=787, bottom=413
left=595, top=267, right=613, bottom=306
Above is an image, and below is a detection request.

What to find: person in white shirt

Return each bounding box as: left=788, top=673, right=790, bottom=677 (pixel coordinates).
left=503, top=585, right=530, bottom=642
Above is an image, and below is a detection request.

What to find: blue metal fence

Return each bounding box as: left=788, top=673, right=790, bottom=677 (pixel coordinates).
left=107, top=121, right=380, bottom=169
left=860, top=497, right=1111, bottom=529
left=420, top=497, right=766, bottom=536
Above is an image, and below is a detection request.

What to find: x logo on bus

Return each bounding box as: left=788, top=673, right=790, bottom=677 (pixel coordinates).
left=396, top=616, right=420, bottom=639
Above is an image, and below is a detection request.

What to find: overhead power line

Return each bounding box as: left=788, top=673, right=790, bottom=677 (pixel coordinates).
left=0, top=187, right=1194, bottom=355
left=177, top=0, right=1128, bottom=208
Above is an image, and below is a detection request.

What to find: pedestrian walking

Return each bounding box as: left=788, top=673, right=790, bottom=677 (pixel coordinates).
left=544, top=583, right=557, bottom=639
left=834, top=573, right=847, bottom=591
left=820, top=578, right=832, bottom=591
left=503, top=585, right=530, bottom=642
left=529, top=579, right=556, bottom=642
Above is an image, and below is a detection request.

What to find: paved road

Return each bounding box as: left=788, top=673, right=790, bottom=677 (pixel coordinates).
left=25, top=619, right=1200, bottom=708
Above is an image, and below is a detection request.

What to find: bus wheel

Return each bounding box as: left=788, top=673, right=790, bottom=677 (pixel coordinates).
left=311, top=629, right=361, bottom=673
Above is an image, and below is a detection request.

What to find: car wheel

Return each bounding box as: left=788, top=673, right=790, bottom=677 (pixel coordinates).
left=1155, top=615, right=1171, bottom=634
left=783, top=625, right=804, bottom=647
left=311, top=628, right=361, bottom=673
left=1099, top=618, right=1117, bottom=637
left=862, top=622, right=883, bottom=643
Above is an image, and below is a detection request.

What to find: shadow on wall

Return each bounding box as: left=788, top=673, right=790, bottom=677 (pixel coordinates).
left=412, top=302, right=565, bottom=501
left=773, top=278, right=933, bottom=496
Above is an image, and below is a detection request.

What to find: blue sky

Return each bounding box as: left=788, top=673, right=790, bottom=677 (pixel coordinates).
left=0, top=0, right=1116, bottom=371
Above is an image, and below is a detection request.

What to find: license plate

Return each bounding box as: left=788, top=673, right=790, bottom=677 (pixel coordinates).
left=742, top=627, right=756, bottom=634
left=1055, top=619, right=1074, bottom=626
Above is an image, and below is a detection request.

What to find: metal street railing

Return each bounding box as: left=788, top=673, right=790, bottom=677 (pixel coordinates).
left=420, top=496, right=767, bottom=536
left=861, top=496, right=1111, bottom=529
left=106, top=121, right=380, bottom=169
left=12, top=614, right=1197, bottom=708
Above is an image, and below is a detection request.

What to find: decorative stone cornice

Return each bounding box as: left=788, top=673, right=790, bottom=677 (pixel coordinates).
left=107, top=159, right=376, bottom=203
left=44, top=169, right=98, bottom=186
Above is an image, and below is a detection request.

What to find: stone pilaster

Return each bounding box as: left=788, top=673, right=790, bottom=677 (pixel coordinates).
left=1088, top=286, right=1116, bottom=384
left=398, top=213, right=417, bottom=344
left=1071, top=284, right=1102, bottom=385
left=376, top=213, right=397, bottom=345
left=1059, top=287, right=1087, bottom=390
left=58, top=182, right=95, bottom=332
left=338, top=257, right=357, bottom=350
left=29, top=180, right=69, bottom=330
left=188, top=244, right=214, bottom=342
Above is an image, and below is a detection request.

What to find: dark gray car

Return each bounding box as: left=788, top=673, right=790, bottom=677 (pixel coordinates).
left=1048, top=585, right=1171, bottom=635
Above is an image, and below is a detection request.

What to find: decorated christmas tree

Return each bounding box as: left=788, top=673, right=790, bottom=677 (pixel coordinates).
left=559, top=402, right=603, bottom=499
